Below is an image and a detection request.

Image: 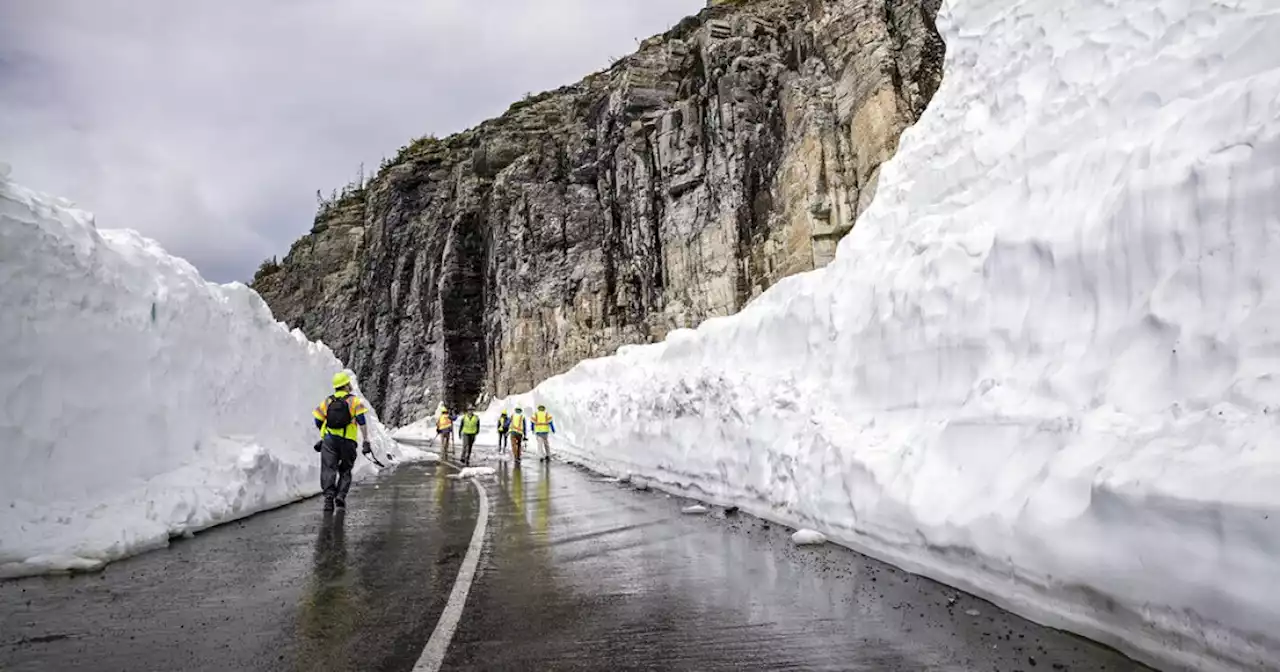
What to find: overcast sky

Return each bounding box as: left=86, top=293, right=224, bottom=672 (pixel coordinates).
left=0, top=0, right=704, bottom=283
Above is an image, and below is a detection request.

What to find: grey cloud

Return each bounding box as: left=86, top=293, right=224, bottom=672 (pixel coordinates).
left=0, top=0, right=705, bottom=282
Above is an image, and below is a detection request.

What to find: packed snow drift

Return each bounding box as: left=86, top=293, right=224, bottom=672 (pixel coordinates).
left=492, top=0, right=1280, bottom=670
left=0, top=168, right=409, bottom=579
left=391, top=403, right=449, bottom=442
left=791, top=530, right=828, bottom=547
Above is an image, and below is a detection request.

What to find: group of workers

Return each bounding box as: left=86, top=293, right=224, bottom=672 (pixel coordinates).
left=311, top=371, right=559, bottom=512
left=496, top=405, right=556, bottom=462
left=434, top=404, right=556, bottom=465
left=432, top=407, right=482, bottom=465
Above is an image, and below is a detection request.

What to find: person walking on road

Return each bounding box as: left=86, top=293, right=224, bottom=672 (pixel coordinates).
left=532, top=404, right=556, bottom=462
left=459, top=409, right=480, bottom=466
left=496, top=409, right=511, bottom=454
left=510, top=407, right=527, bottom=463
left=436, top=407, right=454, bottom=456
left=312, top=372, right=374, bottom=512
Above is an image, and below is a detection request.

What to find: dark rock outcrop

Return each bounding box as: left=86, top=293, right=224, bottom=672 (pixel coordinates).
left=253, top=0, right=945, bottom=425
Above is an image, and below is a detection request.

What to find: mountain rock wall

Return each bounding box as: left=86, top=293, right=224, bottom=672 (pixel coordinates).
left=253, top=0, right=945, bottom=424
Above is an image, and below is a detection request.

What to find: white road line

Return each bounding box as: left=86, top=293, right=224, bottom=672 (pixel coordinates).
left=413, top=466, right=490, bottom=672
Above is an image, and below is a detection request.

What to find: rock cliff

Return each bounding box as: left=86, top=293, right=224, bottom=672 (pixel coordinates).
left=253, top=0, right=945, bottom=425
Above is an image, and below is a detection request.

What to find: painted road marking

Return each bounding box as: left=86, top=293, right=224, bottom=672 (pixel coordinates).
left=413, top=462, right=490, bottom=672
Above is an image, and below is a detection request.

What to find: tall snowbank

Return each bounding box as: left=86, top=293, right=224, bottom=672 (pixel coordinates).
left=0, top=168, right=406, bottom=578
left=494, top=0, right=1280, bottom=670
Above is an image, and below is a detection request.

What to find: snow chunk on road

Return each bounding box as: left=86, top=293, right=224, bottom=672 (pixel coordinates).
left=0, top=174, right=412, bottom=579
left=453, top=467, right=496, bottom=479
left=681, top=504, right=709, bottom=515
left=791, top=530, right=828, bottom=546
left=490, top=1, right=1280, bottom=669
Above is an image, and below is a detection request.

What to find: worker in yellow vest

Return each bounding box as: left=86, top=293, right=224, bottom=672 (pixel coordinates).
left=532, top=405, right=556, bottom=462
left=436, top=407, right=454, bottom=456
left=311, top=371, right=372, bottom=512
left=459, top=409, right=481, bottom=466
left=496, top=410, right=511, bottom=454
left=509, top=407, right=527, bottom=463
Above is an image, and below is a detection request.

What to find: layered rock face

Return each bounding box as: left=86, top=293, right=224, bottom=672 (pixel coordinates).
left=253, top=0, right=945, bottom=425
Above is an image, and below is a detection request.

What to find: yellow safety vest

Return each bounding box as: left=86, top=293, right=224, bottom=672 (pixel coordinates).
left=312, top=392, right=368, bottom=441
left=461, top=415, right=480, bottom=435
left=437, top=414, right=453, bottom=431
left=511, top=414, right=525, bottom=435
left=533, top=411, right=553, bottom=434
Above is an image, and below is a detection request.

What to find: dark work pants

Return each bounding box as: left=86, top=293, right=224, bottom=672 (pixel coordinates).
left=321, top=434, right=357, bottom=502
left=461, top=433, right=476, bottom=465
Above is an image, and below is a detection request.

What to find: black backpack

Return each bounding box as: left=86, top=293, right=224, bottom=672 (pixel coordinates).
left=325, top=395, right=354, bottom=430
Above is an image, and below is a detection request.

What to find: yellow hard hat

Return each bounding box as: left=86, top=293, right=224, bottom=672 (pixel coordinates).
left=332, top=371, right=352, bottom=389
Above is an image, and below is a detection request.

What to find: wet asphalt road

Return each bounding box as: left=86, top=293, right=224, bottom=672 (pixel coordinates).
left=0, top=462, right=476, bottom=672
left=0, top=443, right=1152, bottom=672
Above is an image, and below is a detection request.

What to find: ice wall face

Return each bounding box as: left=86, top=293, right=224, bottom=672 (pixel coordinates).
left=0, top=171, right=403, bottom=578
left=495, top=0, right=1280, bottom=670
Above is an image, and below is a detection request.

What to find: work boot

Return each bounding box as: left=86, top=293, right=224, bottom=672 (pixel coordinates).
left=335, top=498, right=346, bottom=510
left=323, top=498, right=335, bottom=513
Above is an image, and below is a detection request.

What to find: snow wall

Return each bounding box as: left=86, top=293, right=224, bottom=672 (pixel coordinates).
left=0, top=168, right=409, bottom=579
left=491, top=0, right=1280, bottom=670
